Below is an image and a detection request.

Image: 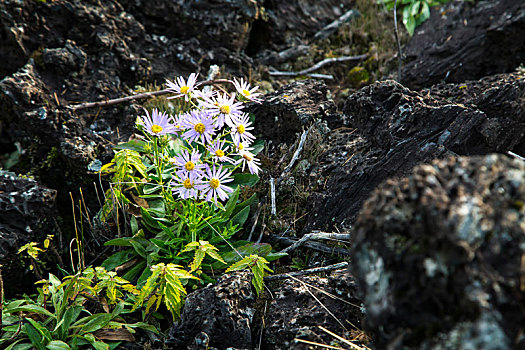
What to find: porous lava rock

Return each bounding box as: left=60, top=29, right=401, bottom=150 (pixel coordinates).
left=167, top=271, right=255, bottom=349
left=304, top=71, right=525, bottom=232
left=263, top=270, right=365, bottom=349
left=352, top=154, right=525, bottom=349
left=247, top=79, right=336, bottom=147
left=0, top=0, right=184, bottom=213
left=0, top=171, right=60, bottom=296
left=401, top=0, right=525, bottom=89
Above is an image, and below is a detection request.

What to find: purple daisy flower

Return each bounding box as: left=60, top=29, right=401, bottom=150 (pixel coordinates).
left=235, top=150, right=261, bottom=175
left=181, top=110, right=216, bottom=145
left=197, top=164, right=234, bottom=203
left=232, top=78, right=262, bottom=103
left=200, top=92, right=244, bottom=129
left=172, top=148, right=205, bottom=175
left=230, top=113, right=256, bottom=145
left=166, top=73, right=199, bottom=101
left=172, top=170, right=202, bottom=200
left=207, top=139, right=234, bottom=164
left=140, top=108, right=178, bottom=136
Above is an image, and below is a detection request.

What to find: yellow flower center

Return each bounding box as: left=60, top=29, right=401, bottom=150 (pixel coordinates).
left=242, top=89, right=251, bottom=96
left=183, top=178, right=193, bottom=189
left=180, top=86, right=190, bottom=94
left=237, top=124, right=245, bottom=134
left=210, top=178, right=220, bottom=189
left=220, top=105, right=231, bottom=114
left=151, top=124, right=163, bottom=134
left=242, top=152, right=253, bottom=161
left=215, top=149, right=225, bottom=157
left=238, top=143, right=244, bottom=150
left=194, top=123, right=205, bottom=134
left=185, top=161, right=195, bottom=171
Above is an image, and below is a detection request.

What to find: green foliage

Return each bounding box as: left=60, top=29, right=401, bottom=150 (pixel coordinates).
left=131, top=263, right=198, bottom=319
left=1, top=269, right=154, bottom=349
left=378, top=0, right=458, bottom=35
left=226, top=254, right=273, bottom=296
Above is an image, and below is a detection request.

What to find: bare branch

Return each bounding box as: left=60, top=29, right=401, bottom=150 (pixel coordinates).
left=66, top=78, right=232, bottom=111
left=264, top=262, right=348, bottom=281
left=279, top=231, right=350, bottom=254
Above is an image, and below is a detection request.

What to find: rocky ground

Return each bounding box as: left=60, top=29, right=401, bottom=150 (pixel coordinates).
left=1, top=0, right=525, bottom=349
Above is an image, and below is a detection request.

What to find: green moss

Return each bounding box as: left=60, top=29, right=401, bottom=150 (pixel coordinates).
left=347, top=66, right=370, bottom=87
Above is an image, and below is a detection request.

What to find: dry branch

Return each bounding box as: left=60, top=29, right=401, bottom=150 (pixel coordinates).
left=66, top=79, right=232, bottom=110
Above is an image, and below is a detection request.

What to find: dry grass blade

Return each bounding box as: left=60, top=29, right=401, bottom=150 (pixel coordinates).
left=318, top=325, right=368, bottom=350
left=294, top=338, right=345, bottom=349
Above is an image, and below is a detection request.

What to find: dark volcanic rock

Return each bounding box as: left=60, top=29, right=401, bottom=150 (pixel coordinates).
left=263, top=270, right=365, bottom=349
left=167, top=271, right=255, bottom=349
left=304, top=72, right=525, bottom=232
left=351, top=154, right=525, bottom=349
left=247, top=79, right=336, bottom=147
left=0, top=171, right=60, bottom=295
left=401, top=0, right=525, bottom=89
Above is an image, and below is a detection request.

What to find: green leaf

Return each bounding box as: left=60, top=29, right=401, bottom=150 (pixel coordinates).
left=251, top=139, right=265, bottom=155
left=23, top=323, right=45, bottom=350
left=130, top=216, right=139, bottom=235
left=103, top=238, right=132, bottom=247
left=231, top=173, right=259, bottom=188
left=46, top=341, right=71, bottom=350
left=231, top=205, right=250, bottom=227
left=125, top=322, right=159, bottom=334
left=101, top=250, right=135, bottom=270
left=56, top=305, right=83, bottom=339
left=7, top=305, right=54, bottom=318
left=82, top=334, right=109, bottom=350
left=8, top=341, right=34, bottom=350
left=113, top=140, right=147, bottom=152
left=122, top=260, right=146, bottom=282
left=130, top=240, right=147, bottom=259
left=78, top=314, right=113, bottom=334
left=418, top=1, right=431, bottom=25
left=223, top=186, right=240, bottom=218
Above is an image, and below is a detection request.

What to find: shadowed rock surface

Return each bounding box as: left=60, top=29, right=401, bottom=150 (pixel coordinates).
left=247, top=79, right=336, bottom=148
left=351, top=154, right=525, bottom=349
left=167, top=271, right=255, bottom=349
left=0, top=171, right=60, bottom=295
left=401, top=0, right=525, bottom=89
left=303, top=71, right=525, bottom=233
left=263, top=269, right=364, bottom=349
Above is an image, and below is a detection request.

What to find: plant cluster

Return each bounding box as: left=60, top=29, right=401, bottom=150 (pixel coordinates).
left=2, top=74, right=283, bottom=348
left=378, top=0, right=462, bottom=35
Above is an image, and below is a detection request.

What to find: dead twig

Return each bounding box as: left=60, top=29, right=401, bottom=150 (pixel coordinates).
left=247, top=203, right=263, bottom=242
left=279, top=231, right=350, bottom=254
left=394, top=0, right=403, bottom=81
left=66, top=79, right=231, bottom=110
left=270, top=234, right=351, bottom=257
left=264, top=262, right=348, bottom=281
left=507, top=150, right=525, bottom=161
left=269, top=54, right=366, bottom=80
left=269, top=70, right=334, bottom=79
left=270, top=177, right=276, bottom=216
left=298, top=55, right=368, bottom=76
left=313, top=9, right=361, bottom=41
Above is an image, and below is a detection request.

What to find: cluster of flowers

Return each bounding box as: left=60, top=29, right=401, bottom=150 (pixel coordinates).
left=140, top=73, right=262, bottom=203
